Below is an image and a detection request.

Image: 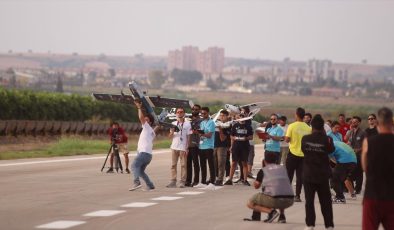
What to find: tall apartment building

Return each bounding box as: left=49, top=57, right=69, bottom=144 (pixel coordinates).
left=167, top=46, right=224, bottom=74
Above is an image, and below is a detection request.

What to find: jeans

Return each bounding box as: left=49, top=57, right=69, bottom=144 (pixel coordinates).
left=132, top=152, right=154, bottom=189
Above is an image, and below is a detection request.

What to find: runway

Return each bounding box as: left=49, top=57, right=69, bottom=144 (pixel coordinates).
left=0, top=145, right=363, bottom=230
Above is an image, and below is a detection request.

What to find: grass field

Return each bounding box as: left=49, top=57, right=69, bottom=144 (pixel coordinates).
left=0, top=136, right=172, bottom=160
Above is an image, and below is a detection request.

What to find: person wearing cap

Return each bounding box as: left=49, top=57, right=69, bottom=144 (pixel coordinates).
left=244, top=152, right=294, bottom=223
left=301, top=114, right=335, bottom=230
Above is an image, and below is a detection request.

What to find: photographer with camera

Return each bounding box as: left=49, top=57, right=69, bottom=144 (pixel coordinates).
left=107, top=121, right=129, bottom=173
left=166, top=107, right=192, bottom=188
left=186, top=110, right=202, bottom=187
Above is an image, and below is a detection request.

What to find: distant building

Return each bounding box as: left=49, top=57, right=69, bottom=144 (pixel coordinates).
left=167, top=46, right=224, bottom=74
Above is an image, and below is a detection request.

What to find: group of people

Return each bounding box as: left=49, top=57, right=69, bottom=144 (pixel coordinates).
left=106, top=101, right=394, bottom=230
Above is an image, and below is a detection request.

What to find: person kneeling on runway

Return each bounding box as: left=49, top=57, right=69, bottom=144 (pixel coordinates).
left=244, top=152, right=294, bottom=223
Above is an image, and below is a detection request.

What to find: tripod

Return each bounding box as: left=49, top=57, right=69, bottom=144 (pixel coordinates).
left=101, top=141, right=123, bottom=173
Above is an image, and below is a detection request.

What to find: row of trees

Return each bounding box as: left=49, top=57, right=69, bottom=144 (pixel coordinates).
left=0, top=88, right=137, bottom=122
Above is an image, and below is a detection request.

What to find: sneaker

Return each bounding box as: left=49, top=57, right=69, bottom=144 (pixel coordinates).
left=304, top=226, right=314, bottom=230
left=129, top=183, right=142, bottom=191
left=203, top=183, right=216, bottom=190
left=350, top=193, right=357, bottom=200
left=185, top=182, right=192, bottom=187
left=166, top=181, right=176, bottom=188
left=179, top=183, right=185, bottom=188
left=332, top=197, right=346, bottom=204
left=242, top=180, right=251, bottom=186
left=193, top=183, right=207, bottom=188
left=278, top=214, right=286, bottom=223
left=264, top=209, right=279, bottom=223
left=326, top=227, right=334, bottom=230
left=191, top=182, right=199, bottom=187
left=214, top=180, right=223, bottom=186
left=125, top=168, right=130, bottom=174
left=224, top=179, right=233, bottom=185
left=294, top=195, right=302, bottom=202
left=106, top=168, right=114, bottom=173
left=234, top=178, right=242, bottom=183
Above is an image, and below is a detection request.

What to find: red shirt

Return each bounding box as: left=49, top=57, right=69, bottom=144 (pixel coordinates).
left=339, top=123, right=350, bottom=140
left=108, top=127, right=128, bottom=144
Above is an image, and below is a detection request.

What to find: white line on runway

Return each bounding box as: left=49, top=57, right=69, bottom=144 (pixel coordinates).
left=36, top=220, right=86, bottom=229
left=151, top=196, right=184, bottom=201
left=177, top=191, right=205, bottom=195
left=121, top=202, right=158, bottom=208
left=0, top=149, right=171, bottom=167
left=83, top=210, right=126, bottom=217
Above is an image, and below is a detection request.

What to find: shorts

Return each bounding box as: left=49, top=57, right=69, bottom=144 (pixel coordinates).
left=249, top=193, right=294, bottom=209
left=264, top=150, right=280, bottom=164
left=231, top=142, right=249, bottom=163
left=113, top=143, right=129, bottom=155
left=335, top=162, right=356, bottom=181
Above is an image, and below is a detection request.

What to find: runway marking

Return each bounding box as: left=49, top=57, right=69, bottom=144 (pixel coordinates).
left=36, top=220, right=86, bottom=229
left=0, top=149, right=171, bottom=167
left=177, top=191, right=205, bottom=195
left=121, top=202, right=158, bottom=208
left=151, top=196, right=183, bottom=201
left=83, top=210, right=126, bottom=217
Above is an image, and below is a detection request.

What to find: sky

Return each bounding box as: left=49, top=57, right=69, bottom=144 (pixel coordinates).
left=0, top=0, right=394, bottom=65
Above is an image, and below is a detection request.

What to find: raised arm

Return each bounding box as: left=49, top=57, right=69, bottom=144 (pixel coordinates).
left=134, top=101, right=146, bottom=125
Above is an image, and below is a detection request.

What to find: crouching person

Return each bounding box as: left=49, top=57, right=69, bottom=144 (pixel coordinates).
left=244, top=152, right=294, bottom=223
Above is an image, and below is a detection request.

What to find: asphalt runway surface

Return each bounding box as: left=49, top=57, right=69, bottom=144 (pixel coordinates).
left=0, top=145, right=363, bottom=230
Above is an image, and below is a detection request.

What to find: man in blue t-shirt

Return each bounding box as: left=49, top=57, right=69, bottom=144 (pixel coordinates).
left=330, top=141, right=357, bottom=203
left=264, top=114, right=284, bottom=164
left=327, top=121, right=343, bottom=142
left=198, top=107, right=216, bottom=185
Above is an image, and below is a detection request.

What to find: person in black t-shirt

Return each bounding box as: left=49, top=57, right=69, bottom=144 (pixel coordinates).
left=213, top=109, right=232, bottom=186
left=301, top=114, right=335, bottom=230
left=362, top=107, right=394, bottom=230
left=224, top=113, right=253, bottom=186
left=364, top=113, right=378, bottom=138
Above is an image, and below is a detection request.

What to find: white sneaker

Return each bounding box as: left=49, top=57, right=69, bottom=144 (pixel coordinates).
left=193, top=183, right=207, bottom=188
left=202, top=183, right=216, bottom=190
left=304, top=226, right=314, bottom=230
left=129, top=184, right=142, bottom=191
left=326, top=227, right=334, bottom=230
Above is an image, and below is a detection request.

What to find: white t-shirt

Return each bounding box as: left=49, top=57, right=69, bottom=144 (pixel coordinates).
left=279, top=124, right=289, bottom=147
left=170, top=120, right=192, bottom=151
left=137, top=122, right=156, bottom=154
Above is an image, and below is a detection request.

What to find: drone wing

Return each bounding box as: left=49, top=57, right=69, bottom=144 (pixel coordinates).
left=92, top=93, right=135, bottom=105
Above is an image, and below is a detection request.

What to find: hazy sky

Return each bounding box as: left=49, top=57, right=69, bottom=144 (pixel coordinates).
left=1, top=0, right=394, bottom=65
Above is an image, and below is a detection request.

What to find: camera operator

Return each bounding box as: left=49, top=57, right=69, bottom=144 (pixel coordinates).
left=186, top=111, right=202, bottom=187
left=107, top=121, right=129, bottom=173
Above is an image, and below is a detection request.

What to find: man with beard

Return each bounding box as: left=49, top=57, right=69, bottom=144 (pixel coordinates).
left=348, top=116, right=365, bottom=194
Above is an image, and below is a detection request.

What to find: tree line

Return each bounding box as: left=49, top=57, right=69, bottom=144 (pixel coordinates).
left=0, top=88, right=137, bottom=122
